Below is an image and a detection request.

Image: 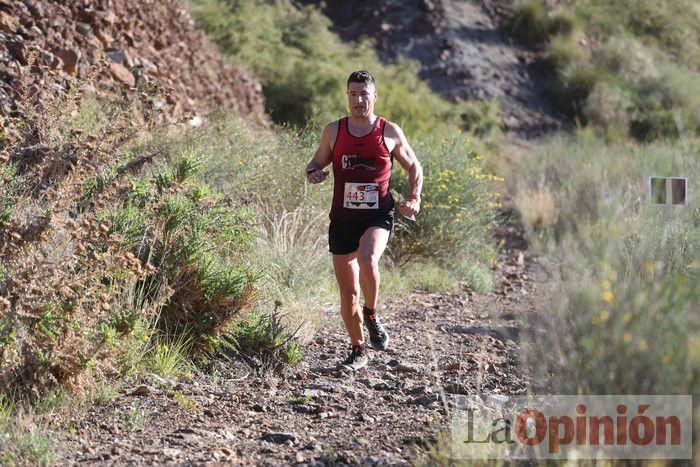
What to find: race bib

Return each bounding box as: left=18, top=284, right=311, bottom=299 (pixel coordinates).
left=343, top=182, right=379, bottom=209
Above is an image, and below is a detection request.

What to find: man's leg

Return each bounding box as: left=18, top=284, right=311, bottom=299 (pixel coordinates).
left=357, top=227, right=390, bottom=310
left=357, top=226, right=391, bottom=350
left=356, top=227, right=390, bottom=310
left=332, top=252, right=363, bottom=344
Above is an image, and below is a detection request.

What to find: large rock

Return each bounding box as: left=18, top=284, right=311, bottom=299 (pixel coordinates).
left=0, top=11, right=17, bottom=33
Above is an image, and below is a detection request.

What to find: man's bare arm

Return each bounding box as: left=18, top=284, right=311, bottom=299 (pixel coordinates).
left=387, top=122, right=423, bottom=203
left=305, top=122, right=336, bottom=183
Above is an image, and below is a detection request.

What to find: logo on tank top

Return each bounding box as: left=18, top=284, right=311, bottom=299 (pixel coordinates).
left=341, top=154, right=376, bottom=171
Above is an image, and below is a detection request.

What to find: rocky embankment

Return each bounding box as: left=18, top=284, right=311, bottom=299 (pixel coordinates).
left=0, top=0, right=266, bottom=124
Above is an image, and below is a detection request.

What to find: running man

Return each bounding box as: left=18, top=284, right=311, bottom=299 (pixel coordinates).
left=305, top=70, right=423, bottom=371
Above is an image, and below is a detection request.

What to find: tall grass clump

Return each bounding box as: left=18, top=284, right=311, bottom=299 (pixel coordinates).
left=0, top=395, right=55, bottom=465
left=510, top=133, right=699, bottom=396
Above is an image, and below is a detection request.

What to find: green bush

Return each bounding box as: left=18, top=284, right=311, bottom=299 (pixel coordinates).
left=505, top=0, right=577, bottom=42
left=108, top=151, right=260, bottom=344
left=210, top=307, right=304, bottom=372
left=388, top=132, right=499, bottom=290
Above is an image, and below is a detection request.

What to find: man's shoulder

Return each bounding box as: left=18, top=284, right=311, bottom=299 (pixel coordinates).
left=323, top=119, right=341, bottom=136
left=382, top=119, right=404, bottom=138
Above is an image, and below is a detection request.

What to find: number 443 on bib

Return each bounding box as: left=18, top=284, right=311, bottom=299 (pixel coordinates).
left=344, top=182, right=379, bottom=209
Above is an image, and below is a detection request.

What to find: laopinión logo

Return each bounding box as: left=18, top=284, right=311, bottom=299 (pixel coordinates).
left=450, top=395, right=692, bottom=460
left=341, top=154, right=376, bottom=170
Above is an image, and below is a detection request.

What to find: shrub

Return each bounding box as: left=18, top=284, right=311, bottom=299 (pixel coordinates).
left=210, top=305, right=304, bottom=373
left=0, top=62, right=258, bottom=399
left=387, top=133, right=499, bottom=290
left=509, top=134, right=700, bottom=395
left=505, top=0, right=577, bottom=43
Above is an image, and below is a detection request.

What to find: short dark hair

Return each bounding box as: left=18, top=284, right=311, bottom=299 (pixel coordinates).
left=347, top=70, right=375, bottom=88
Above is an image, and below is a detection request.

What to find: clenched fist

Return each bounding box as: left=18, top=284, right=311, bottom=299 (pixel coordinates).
left=307, top=168, right=329, bottom=184
left=398, top=198, right=420, bottom=217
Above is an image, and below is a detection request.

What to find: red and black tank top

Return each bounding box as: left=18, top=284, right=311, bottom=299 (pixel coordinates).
left=329, top=116, right=394, bottom=221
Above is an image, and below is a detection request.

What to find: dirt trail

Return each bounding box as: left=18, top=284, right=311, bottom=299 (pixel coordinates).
left=55, top=208, right=543, bottom=465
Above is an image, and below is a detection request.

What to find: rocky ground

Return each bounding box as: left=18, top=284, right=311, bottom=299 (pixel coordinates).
left=303, top=0, right=566, bottom=139
left=0, top=0, right=266, bottom=124
left=52, top=208, right=546, bottom=465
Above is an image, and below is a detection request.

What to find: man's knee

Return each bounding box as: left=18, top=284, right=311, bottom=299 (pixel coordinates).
left=339, top=288, right=361, bottom=305
left=357, top=251, right=380, bottom=271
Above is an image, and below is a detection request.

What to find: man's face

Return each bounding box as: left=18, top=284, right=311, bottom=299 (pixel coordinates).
left=347, top=81, right=377, bottom=119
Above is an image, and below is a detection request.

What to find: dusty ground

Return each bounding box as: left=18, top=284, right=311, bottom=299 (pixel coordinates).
left=51, top=207, right=546, bottom=465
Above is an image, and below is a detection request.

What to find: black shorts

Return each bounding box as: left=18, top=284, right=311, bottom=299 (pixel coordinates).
left=328, top=212, right=394, bottom=255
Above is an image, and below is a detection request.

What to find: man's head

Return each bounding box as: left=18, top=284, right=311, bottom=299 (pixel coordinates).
left=346, top=70, right=377, bottom=119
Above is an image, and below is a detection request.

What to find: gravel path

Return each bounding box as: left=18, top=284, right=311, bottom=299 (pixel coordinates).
left=55, top=210, right=544, bottom=465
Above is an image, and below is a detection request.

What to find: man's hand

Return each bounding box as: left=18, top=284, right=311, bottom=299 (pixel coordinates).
left=307, top=168, right=329, bottom=184
left=398, top=198, right=420, bottom=217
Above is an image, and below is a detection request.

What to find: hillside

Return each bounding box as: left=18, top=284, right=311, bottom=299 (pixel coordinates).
left=1, top=0, right=697, bottom=464
left=302, top=0, right=565, bottom=138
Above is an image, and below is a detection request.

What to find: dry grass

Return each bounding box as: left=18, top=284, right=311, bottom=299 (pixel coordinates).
left=513, top=177, right=559, bottom=233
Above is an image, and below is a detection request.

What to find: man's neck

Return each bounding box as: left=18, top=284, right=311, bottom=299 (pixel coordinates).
left=348, top=113, right=377, bottom=128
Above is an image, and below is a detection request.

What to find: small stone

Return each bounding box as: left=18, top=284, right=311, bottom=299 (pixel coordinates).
left=129, top=385, right=152, bottom=396
left=396, top=362, right=422, bottom=373
left=55, top=48, right=81, bottom=75
left=407, top=386, right=427, bottom=396
left=218, top=428, right=236, bottom=441
left=106, top=49, right=129, bottom=65
left=414, top=393, right=440, bottom=407
left=76, top=22, right=93, bottom=36
left=356, top=437, right=371, bottom=446
left=163, top=447, right=181, bottom=458
left=359, top=414, right=375, bottom=423
left=295, top=452, right=305, bottom=463
left=302, top=388, right=321, bottom=398
left=262, top=431, right=297, bottom=444
left=109, top=62, right=135, bottom=87
left=252, top=403, right=266, bottom=412
left=0, top=11, right=18, bottom=34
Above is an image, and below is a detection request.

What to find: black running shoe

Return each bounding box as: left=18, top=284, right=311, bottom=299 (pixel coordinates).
left=363, top=306, right=389, bottom=351
left=340, top=343, right=368, bottom=371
